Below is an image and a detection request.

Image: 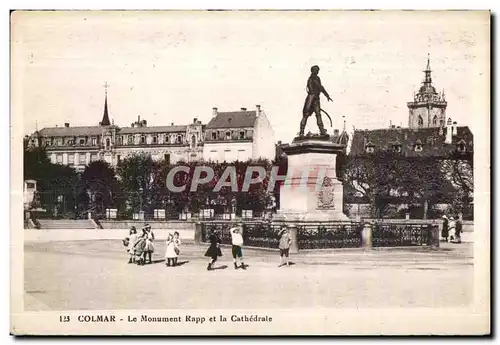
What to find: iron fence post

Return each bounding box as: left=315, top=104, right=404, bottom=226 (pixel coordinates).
left=362, top=222, right=373, bottom=250
left=194, top=222, right=203, bottom=245
left=289, top=225, right=299, bottom=254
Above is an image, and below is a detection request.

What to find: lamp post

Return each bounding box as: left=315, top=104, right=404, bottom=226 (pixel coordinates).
left=138, top=187, right=144, bottom=220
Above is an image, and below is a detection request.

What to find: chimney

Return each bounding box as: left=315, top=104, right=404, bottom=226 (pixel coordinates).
left=445, top=118, right=453, bottom=144
left=452, top=121, right=457, bottom=136
left=64, top=123, right=70, bottom=128
left=240, top=107, right=247, bottom=111
left=212, top=107, right=218, bottom=117
left=256, top=104, right=261, bottom=115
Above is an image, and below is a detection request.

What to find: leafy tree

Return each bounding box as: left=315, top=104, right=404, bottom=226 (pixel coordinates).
left=116, top=153, right=158, bottom=214
left=79, top=160, right=121, bottom=216
left=24, top=146, right=79, bottom=216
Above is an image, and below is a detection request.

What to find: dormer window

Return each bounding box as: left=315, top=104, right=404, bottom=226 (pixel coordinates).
left=177, top=135, right=182, bottom=143
left=392, top=143, right=402, bottom=153
left=239, top=131, right=245, bottom=140
left=211, top=132, right=217, bottom=140
left=457, top=140, right=466, bottom=153
left=140, top=135, right=146, bottom=144
left=365, top=141, right=375, bottom=153
left=414, top=139, right=423, bottom=152
left=128, top=136, right=133, bottom=145
left=225, top=131, right=231, bottom=140
left=152, top=136, right=157, bottom=144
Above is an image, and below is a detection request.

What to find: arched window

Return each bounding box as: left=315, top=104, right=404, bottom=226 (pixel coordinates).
left=191, top=135, right=196, bottom=148
left=106, top=138, right=110, bottom=148
left=432, top=115, right=438, bottom=126
left=418, top=115, right=424, bottom=128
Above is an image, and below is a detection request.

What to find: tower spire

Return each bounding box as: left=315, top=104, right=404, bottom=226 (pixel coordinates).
left=100, top=82, right=111, bottom=126
left=423, top=53, right=432, bottom=84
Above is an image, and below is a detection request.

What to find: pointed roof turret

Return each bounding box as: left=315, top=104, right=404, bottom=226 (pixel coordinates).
left=100, top=82, right=111, bottom=126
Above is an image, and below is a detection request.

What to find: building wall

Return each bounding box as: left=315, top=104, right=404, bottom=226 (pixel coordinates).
left=202, top=142, right=253, bottom=162
left=252, top=110, right=276, bottom=161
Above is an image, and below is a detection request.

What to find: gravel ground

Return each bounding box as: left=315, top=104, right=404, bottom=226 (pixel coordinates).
left=24, top=240, right=473, bottom=311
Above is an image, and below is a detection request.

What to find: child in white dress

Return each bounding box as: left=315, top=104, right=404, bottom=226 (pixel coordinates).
left=165, top=233, right=178, bottom=267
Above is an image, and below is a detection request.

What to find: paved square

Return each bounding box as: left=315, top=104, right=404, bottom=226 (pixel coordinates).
left=24, top=240, right=473, bottom=310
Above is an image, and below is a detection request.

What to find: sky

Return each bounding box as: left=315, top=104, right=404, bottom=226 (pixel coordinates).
left=12, top=10, right=489, bottom=144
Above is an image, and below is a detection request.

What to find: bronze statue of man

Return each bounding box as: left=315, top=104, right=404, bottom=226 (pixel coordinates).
left=300, top=65, right=333, bottom=136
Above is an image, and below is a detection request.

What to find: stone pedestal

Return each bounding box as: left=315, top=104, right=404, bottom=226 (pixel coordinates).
left=275, top=136, right=349, bottom=222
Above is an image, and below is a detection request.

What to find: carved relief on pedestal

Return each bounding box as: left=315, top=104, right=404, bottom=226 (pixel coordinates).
left=317, top=176, right=335, bottom=210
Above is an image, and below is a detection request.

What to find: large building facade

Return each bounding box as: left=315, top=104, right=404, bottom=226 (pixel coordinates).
left=27, top=92, right=276, bottom=170
left=202, top=105, right=276, bottom=162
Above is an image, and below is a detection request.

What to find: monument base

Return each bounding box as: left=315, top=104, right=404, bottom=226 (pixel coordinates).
left=275, top=135, right=349, bottom=223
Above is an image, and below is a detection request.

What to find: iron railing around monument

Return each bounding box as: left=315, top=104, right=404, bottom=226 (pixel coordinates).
left=200, top=221, right=434, bottom=250
left=295, top=222, right=363, bottom=249
left=200, top=221, right=281, bottom=249
left=371, top=222, right=432, bottom=247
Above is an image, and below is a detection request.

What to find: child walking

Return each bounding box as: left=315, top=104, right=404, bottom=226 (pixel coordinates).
left=278, top=226, right=292, bottom=267
left=204, top=230, right=222, bottom=271
left=165, top=233, right=177, bottom=267
left=230, top=223, right=246, bottom=270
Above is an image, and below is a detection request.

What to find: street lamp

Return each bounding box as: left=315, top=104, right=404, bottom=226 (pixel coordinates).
left=138, top=187, right=144, bottom=220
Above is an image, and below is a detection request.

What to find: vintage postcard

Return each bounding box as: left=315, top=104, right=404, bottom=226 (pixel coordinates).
left=10, top=10, right=490, bottom=335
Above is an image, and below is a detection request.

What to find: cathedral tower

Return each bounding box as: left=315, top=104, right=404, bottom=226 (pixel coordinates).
left=407, top=54, right=447, bottom=128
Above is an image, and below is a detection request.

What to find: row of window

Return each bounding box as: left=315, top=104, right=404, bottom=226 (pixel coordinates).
left=54, top=153, right=172, bottom=165
left=365, top=142, right=466, bottom=153
left=417, top=115, right=444, bottom=128
left=207, top=130, right=250, bottom=141
left=44, top=134, right=192, bottom=148
left=115, top=134, right=188, bottom=146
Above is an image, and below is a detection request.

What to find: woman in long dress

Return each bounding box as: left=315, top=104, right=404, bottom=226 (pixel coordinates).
left=441, top=215, right=449, bottom=242
left=448, top=217, right=456, bottom=242
left=204, top=230, right=222, bottom=271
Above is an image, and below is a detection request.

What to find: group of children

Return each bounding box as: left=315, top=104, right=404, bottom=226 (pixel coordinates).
left=204, top=223, right=293, bottom=271
left=441, top=215, right=463, bottom=243
left=123, top=223, right=155, bottom=265
left=124, top=222, right=293, bottom=269
left=123, top=223, right=181, bottom=266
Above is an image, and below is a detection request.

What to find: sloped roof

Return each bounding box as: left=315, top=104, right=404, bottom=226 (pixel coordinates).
left=38, top=126, right=103, bottom=137
left=206, top=110, right=257, bottom=129
left=37, top=125, right=188, bottom=137
left=120, top=125, right=187, bottom=134
left=350, top=126, right=473, bottom=157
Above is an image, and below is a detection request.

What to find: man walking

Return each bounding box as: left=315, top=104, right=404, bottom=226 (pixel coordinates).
left=229, top=223, right=246, bottom=270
